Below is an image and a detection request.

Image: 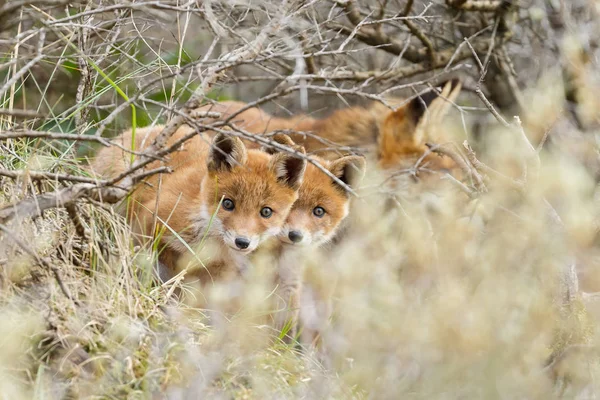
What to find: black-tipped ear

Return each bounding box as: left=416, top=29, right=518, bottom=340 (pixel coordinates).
left=408, top=90, right=439, bottom=125
left=208, top=132, right=248, bottom=172
left=260, top=134, right=297, bottom=155
left=328, top=154, right=367, bottom=191
left=408, top=79, right=461, bottom=124
left=268, top=146, right=307, bottom=191
left=448, top=77, right=461, bottom=91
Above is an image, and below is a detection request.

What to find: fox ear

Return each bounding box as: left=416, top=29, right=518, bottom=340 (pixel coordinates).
left=268, top=146, right=307, bottom=191
left=208, top=132, right=248, bottom=172
left=380, top=78, right=461, bottom=148
left=328, top=154, right=366, bottom=191
left=261, top=134, right=296, bottom=155
left=407, top=78, right=461, bottom=127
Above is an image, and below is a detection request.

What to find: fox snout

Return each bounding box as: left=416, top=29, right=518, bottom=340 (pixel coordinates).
left=234, top=236, right=251, bottom=250
left=279, top=227, right=313, bottom=246
left=288, top=230, right=304, bottom=243
left=223, top=231, right=259, bottom=253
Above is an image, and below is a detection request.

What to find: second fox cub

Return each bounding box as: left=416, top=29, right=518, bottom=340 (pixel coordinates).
left=255, top=136, right=366, bottom=341
left=91, top=125, right=306, bottom=284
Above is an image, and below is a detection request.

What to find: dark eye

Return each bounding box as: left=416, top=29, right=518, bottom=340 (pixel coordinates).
left=222, top=198, right=235, bottom=211
left=313, top=206, right=326, bottom=218
left=260, top=207, right=273, bottom=218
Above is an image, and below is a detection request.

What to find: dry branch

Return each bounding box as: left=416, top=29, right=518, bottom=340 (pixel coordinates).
left=427, top=143, right=486, bottom=192
left=0, top=183, right=96, bottom=224
left=336, top=0, right=427, bottom=62
left=0, top=109, right=46, bottom=119
left=0, top=130, right=112, bottom=145
left=335, top=0, right=500, bottom=70
left=65, top=203, right=90, bottom=243
left=0, top=0, right=296, bottom=224
left=0, top=0, right=69, bottom=20
left=0, top=169, right=105, bottom=185
left=0, top=30, right=46, bottom=99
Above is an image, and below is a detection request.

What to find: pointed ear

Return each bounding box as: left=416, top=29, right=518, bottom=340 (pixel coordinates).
left=380, top=78, right=461, bottom=149
left=328, top=155, right=366, bottom=190
left=408, top=78, right=462, bottom=126
left=268, top=145, right=307, bottom=191
left=379, top=104, right=419, bottom=150
left=260, top=134, right=296, bottom=155
left=207, top=132, right=248, bottom=172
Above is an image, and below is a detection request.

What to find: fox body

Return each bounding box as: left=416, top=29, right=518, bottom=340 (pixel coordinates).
left=91, top=125, right=306, bottom=285
left=196, top=79, right=461, bottom=177
left=263, top=151, right=366, bottom=342
left=195, top=80, right=461, bottom=342
left=193, top=128, right=367, bottom=342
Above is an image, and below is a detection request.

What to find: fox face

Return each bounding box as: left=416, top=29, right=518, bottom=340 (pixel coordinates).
left=193, top=133, right=307, bottom=254
left=277, top=155, right=366, bottom=246
left=377, top=79, right=462, bottom=179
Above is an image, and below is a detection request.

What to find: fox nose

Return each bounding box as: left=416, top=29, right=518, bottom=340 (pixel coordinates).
left=288, top=230, right=304, bottom=243
left=234, top=237, right=251, bottom=250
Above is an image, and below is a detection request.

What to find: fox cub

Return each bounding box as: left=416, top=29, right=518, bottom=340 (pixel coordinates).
left=192, top=80, right=461, bottom=342
left=254, top=135, right=366, bottom=342
left=189, top=104, right=369, bottom=341
left=91, top=124, right=306, bottom=285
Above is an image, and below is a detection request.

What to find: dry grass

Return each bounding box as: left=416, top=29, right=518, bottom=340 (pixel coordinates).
left=2, top=93, right=600, bottom=398
left=1, top=1, right=600, bottom=398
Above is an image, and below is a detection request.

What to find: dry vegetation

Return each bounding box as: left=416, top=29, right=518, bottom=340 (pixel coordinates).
left=1, top=0, right=600, bottom=398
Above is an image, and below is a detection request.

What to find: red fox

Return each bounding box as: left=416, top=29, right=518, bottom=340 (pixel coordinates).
left=195, top=79, right=461, bottom=177
left=253, top=136, right=366, bottom=342
left=91, top=125, right=307, bottom=286
left=192, top=82, right=460, bottom=341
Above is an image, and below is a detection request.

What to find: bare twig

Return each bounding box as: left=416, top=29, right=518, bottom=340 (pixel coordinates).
left=0, top=0, right=69, bottom=20
left=336, top=0, right=428, bottom=62
left=426, top=142, right=486, bottom=192
left=0, top=169, right=107, bottom=185
left=0, top=130, right=111, bottom=145
left=462, top=140, right=526, bottom=191
left=0, top=183, right=96, bottom=224
left=475, top=88, right=510, bottom=128
left=0, top=109, right=46, bottom=119
left=0, top=29, right=46, bottom=99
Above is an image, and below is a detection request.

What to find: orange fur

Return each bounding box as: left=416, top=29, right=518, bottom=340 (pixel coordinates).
left=195, top=80, right=461, bottom=178
left=275, top=155, right=366, bottom=341
left=194, top=81, right=461, bottom=342
left=240, top=134, right=367, bottom=342
left=194, top=87, right=462, bottom=341
left=90, top=125, right=306, bottom=288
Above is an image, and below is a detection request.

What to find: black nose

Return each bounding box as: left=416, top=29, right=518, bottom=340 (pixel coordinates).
left=288, top=230, right=303, bottom=243
left=234, top=237, right=251, bottom=249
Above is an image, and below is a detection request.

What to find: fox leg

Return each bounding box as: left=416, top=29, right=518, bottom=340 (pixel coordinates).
left=274, top=261, right=302, bottom=343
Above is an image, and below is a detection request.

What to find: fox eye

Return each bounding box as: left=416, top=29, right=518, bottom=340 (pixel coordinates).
left=313, top=206, right=326, bottom=218
left=222, top=198, right=235, bottom=211
left=260, top=207, right=273, bottom=218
